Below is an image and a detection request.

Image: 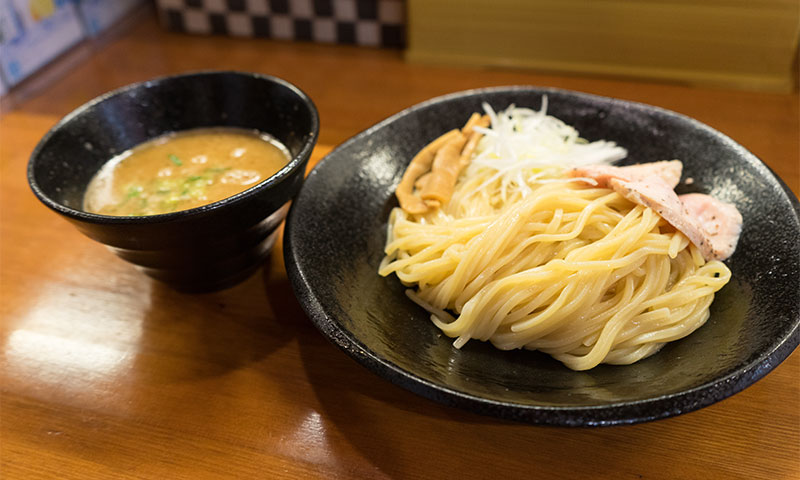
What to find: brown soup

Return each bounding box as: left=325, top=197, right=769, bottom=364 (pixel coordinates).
left=83, top=127, right=290, bottom=216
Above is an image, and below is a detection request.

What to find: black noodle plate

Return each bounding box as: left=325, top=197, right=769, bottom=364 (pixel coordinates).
left=284, top=87, right=800, bottom=426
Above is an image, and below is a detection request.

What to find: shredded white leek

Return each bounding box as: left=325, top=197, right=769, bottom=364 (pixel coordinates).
left=462, top=98, right=627, bottom=201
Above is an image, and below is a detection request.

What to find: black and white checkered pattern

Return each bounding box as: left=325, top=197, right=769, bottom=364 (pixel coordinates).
left=156, top=0, right=405, bottom=48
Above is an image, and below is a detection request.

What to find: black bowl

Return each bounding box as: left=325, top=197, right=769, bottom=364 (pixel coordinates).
left=29, top=71, right=319, bottom=292
left=284, top=86, right=800, bottom=426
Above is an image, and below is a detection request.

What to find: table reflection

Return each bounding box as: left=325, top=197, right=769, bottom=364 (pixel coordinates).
left=2, top=284, right=147, bottom=399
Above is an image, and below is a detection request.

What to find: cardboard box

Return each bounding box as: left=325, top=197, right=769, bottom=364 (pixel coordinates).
left=0, top=0, right=86, bottom=87
left=406, top=0, right=800, bottom=92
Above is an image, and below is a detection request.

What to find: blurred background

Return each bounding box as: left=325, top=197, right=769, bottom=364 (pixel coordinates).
left=1, top=0, right=798, bottom=102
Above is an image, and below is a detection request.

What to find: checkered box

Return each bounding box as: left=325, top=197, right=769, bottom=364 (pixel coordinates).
left=155, top=0, right=405, bottom=48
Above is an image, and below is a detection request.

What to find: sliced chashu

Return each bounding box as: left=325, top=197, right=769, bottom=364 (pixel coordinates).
left=678, top=193, right=742, bottom=261
left=570, top=162, right=742, bottom=261
left=570, top=160, right=683, bottom=189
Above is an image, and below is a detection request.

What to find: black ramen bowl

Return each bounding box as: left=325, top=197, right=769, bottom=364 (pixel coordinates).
left=284, top=86, right=800, bottom=426
left=28, top=71, right=319, bottom=292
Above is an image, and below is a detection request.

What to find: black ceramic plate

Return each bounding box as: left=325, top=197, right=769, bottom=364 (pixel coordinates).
left=284, top=87, right=800, bottom=426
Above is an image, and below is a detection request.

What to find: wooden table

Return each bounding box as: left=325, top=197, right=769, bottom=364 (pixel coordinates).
left=2, top=12, right=798, bottom=480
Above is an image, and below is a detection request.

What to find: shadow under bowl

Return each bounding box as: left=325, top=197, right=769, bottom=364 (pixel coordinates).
left=28, top=71, right=319, bottom=292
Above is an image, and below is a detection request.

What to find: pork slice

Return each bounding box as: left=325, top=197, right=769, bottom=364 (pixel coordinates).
left=608, top=175, right=687, bottom=230
left=678, top=193, right=742, bottom=261
left=607, top=176, right=741, bottom=261
left=570, top=160, right=683, bottom=189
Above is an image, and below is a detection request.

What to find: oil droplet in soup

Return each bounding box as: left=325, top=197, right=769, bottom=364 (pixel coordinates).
left=83, top=128, right=290, bottom=216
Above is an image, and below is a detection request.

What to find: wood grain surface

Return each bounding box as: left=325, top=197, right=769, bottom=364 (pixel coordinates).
left=1, top=12, right=798, bottom=480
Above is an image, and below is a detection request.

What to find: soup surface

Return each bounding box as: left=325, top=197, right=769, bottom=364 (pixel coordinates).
left=83, top=127, right=290, bottom=216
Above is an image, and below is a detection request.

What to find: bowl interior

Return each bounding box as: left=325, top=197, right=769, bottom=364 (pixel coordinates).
left=285, top=87, right=800, bottom=425
left=30, top=71, right=318, bottom=213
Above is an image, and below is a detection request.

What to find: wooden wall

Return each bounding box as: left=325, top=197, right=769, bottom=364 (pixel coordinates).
left=406, top=0, right=800, bottom=91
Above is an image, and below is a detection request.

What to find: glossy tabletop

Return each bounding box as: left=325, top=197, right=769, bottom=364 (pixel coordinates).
left=1, top=12, right=798, bottom=480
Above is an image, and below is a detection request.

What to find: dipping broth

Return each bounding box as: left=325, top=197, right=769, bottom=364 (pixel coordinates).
left=83, top=128, right=291, bottom=216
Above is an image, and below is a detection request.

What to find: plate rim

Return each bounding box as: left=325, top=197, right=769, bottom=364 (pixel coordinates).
left=285, top=85, right=800, bottom=426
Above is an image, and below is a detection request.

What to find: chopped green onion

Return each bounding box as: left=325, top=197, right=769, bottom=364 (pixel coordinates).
left=169, top=154, right=183, bottom=166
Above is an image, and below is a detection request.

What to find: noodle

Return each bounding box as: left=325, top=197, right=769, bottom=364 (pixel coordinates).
left=379, top=103, right=734, bottom=371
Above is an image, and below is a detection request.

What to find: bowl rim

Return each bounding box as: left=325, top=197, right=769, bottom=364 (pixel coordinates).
left=27, top=70, right=319, bottom=224
left=285, top=85, right=800, bottom=426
